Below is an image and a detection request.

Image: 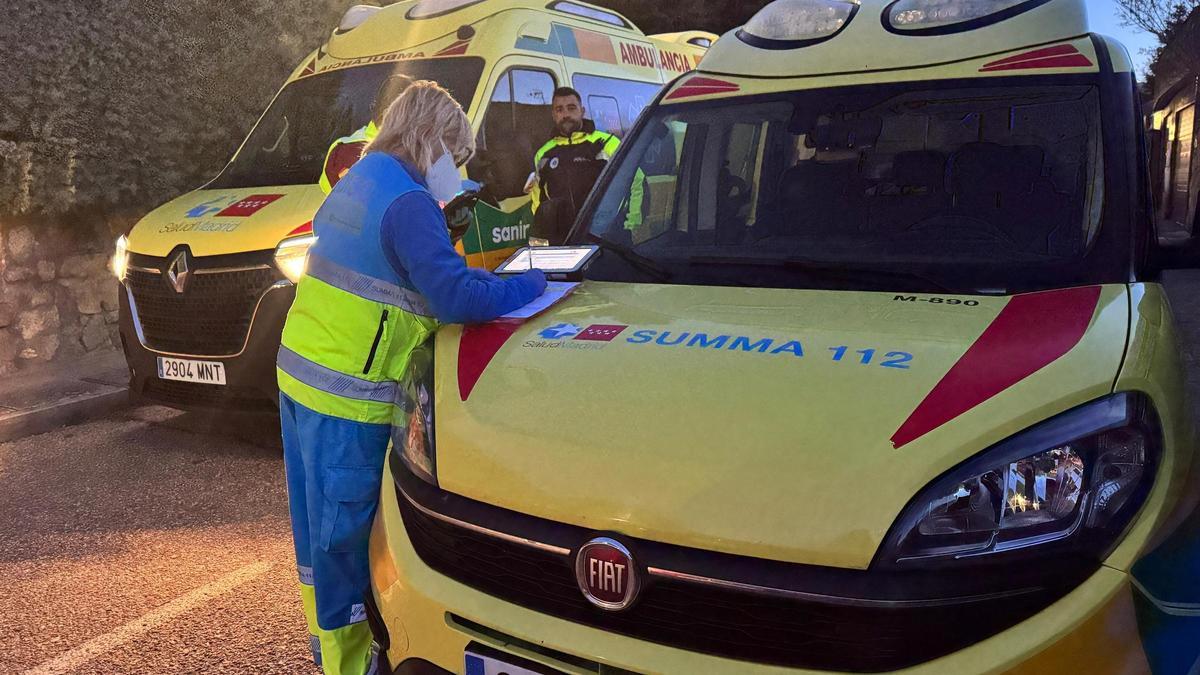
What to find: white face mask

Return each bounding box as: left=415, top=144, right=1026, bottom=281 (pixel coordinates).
left=425, top=143, right=462, bottom=203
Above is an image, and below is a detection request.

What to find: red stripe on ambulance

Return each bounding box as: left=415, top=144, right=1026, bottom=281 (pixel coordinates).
left=665, top=76, right=740, bottom=100
left=979, top=44, right=1093, bottom=72
left=891, top=286, right=1102, bottom=448
left=458, top=322, right=521, bottom=401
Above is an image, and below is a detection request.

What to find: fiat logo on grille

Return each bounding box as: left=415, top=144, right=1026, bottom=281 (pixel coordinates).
left=575, top=537, right=640, bottom=611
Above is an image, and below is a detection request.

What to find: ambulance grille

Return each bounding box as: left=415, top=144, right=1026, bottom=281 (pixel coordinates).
left=126, top=253, right=279, bottom=356
left=393, top=460, right=1084, bottom=672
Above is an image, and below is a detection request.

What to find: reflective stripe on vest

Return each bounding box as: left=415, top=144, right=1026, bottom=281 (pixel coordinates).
left=305, top=253, right=433, bottom=317
left=277, top=346, right=397, bottom=404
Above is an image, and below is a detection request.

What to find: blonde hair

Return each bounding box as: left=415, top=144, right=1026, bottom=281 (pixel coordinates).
left=365, top=80, right=474, bottom=174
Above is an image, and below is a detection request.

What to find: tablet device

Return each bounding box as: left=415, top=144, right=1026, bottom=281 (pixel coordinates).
left=495, top=245, right=599, bottom=275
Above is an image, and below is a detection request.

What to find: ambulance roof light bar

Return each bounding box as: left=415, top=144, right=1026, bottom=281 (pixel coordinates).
left=406, top=0, right=486, bottom=20
left=737, top=0, right=861, bottom=50
left=548, top=1, right=632, bottom=28
left=883, top=0, right=1056, bottom=35
left=337, top=5, right=382, bottom=32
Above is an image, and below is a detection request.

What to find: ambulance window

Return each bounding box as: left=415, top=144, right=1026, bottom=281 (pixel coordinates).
left=572, top=73, right=662, bottom=135
left=470, top=68, right=557, bottom=201
left=669, top=107, right=782, bottom=238
left=587, top=95, right=622, bottom=136
left=722, top=121, right=769, bottom=227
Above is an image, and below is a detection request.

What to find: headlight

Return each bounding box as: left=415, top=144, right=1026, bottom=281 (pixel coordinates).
left=274, top=231, right=316, bottom=284
left=111, top=235, right=129, bottom=281
left=394, top=340, right=436, bottom=486
left=738, top=0, right=860, bottom=47
left=878, top=393, right=1159, bottom=569
left=884, top=0, right=1047, bottom=34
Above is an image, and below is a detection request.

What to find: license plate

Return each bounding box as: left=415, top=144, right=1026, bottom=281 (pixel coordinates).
left=157, top=357, right=226, bottom=385
left=465, top=650, right=556, bottom=675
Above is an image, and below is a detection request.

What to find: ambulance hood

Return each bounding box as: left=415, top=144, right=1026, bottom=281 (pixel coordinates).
left=126, top=185, right=325, bottom=258
left=433, top=281, right=1129, bottom=569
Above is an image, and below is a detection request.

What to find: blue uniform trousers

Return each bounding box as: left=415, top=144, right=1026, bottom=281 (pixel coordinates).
left=280, top=393, right=388, bottom=675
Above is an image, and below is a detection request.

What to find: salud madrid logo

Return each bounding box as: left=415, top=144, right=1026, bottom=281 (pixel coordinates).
left=540, top=323, right=583, bottom=339
left=524, top=323, right=628, bottom=350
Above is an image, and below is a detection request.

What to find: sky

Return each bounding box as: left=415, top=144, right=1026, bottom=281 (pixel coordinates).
left=1087, top=0, right=1160, bottom=75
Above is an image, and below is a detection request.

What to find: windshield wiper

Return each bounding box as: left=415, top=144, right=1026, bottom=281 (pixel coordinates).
left=586, top=233, right=674, bottom=281
left=685, top=256, right=961, bottom=294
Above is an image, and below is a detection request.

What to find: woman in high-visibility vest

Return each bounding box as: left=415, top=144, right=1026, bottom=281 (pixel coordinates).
left=276, top=81, right=546, bottom=675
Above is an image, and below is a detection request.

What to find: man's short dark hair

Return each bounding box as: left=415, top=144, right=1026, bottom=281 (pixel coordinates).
left=552, top=86, right=582, bottom=104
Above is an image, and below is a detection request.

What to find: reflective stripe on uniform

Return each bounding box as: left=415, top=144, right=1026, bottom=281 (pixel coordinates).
left=298, top=564, right=314, bottom=585
left=306, top=254, right=433, bottom=317
left=278, top=368, right=393, bottom=424
left=278, top=346, right=397, bottom=404
left=310, top=635, right=323, bottom=667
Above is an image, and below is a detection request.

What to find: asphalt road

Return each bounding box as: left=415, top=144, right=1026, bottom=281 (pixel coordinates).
left=0, top=406, right=316, bottom=675
left=1, top=271, right=1199, bottom=675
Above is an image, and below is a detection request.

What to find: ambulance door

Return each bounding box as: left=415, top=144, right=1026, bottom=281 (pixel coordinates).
left=463, top=55, right=564, bottom=267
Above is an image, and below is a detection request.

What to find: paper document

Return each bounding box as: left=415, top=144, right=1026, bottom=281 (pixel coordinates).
left=498, top=281, right=579, bottom=320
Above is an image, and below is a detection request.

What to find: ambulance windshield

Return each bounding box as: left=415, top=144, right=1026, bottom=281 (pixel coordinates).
left=582, top=79, right=1115, bottom=294
left=210, top=58, right=485, bottom=189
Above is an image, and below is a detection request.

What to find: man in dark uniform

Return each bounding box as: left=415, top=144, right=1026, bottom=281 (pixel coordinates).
left=527, top=86, right=625, bottom=244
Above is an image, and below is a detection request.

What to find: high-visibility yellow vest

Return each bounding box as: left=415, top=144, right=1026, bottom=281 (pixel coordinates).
left=280, top=152, right=437, bottom=425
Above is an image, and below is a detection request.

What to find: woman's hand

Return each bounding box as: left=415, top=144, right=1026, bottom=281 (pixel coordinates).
left=519, top=269, right=548, bottom=296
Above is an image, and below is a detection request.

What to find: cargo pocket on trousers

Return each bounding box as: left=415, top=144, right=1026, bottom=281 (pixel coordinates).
left=319, top=465, right=382, bottom=553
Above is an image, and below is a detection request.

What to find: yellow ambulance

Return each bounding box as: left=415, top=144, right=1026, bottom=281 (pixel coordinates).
left=370, top=0, right=1200, bottom=672
left=112, top=0, right=712, bottom=412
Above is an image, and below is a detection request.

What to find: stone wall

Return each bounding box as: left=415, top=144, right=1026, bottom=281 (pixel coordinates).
left=0, top=216, right=126, bottom=375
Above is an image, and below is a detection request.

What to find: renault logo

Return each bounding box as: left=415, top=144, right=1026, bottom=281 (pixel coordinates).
left=166, top=250, right=191, bottom=294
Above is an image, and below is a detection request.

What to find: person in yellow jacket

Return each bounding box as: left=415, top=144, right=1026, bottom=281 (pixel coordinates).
left=278, top=81, right=546, bottom=675
left=318, top=74, right=414, bottom=194
left=527, top=86, right=638, bottom=244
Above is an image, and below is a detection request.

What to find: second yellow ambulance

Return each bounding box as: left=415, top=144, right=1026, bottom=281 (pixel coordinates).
left=113, top=0, right=712, bottom=412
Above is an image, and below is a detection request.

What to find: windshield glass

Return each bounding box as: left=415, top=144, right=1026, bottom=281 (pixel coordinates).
left=209, top=58, right=485, bottom=189
left=581, top=80, right=1106, bottom=293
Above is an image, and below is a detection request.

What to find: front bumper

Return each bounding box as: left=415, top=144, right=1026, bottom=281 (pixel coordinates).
left=369, top=463, right=1153, bottom=675
left=119, top=279, right=294, bottom=413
